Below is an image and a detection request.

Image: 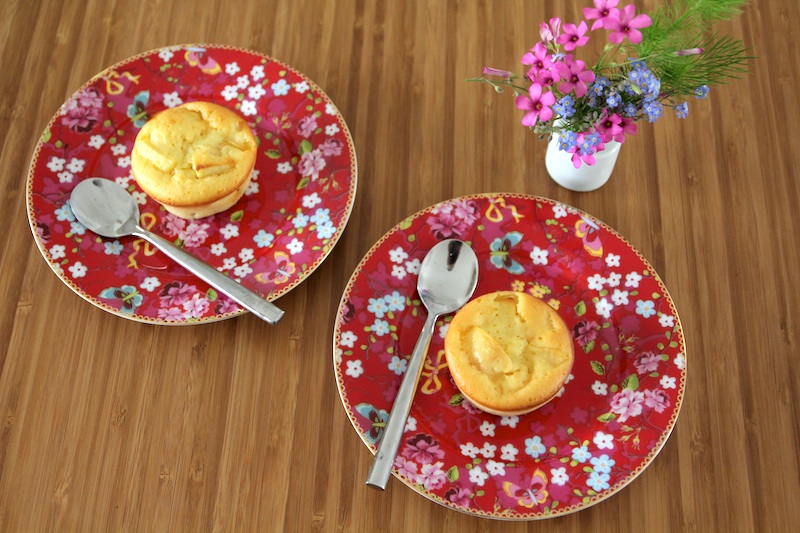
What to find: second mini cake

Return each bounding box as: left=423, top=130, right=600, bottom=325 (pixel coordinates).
left=444, top=291, right=574, bottom=416
left=131, top=101, right=257, bottom=219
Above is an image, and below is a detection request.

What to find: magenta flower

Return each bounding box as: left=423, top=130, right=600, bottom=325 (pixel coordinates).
left=539, top=17, right=562, bottom=42
left=606, top=4, right=652, bottom=44
left=521, top=42, right=553, bottom=79
left=555, top=58, right=596, bottom=97
left=515, top=83, right=556, bottom=127
left=583, top=0, right=620, bottom=31
left=556, top=21, right=590, bottom=51
left=596, top=110, right=624, bottom=143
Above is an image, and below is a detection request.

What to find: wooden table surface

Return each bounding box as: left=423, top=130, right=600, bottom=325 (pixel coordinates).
left=2, top=0, right=798, bottom=531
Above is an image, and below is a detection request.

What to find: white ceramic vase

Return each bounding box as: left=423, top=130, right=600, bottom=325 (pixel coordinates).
left=545, top=133, right=622, bottom=192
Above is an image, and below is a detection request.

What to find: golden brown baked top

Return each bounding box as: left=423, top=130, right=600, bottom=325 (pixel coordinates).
left=131, top=101, right=257, bottom=207
left=445, top=291, right=574, bottom=414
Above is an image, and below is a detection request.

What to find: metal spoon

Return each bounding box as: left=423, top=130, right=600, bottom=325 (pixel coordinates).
left=69, top=178, right=284, bottom=324
left=366, top=238, right=478, bottom=490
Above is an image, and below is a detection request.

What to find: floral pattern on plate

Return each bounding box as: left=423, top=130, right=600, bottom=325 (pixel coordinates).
left=26, top=44, right=357, bottom=324
left=334, top=194, right=686, bottom=520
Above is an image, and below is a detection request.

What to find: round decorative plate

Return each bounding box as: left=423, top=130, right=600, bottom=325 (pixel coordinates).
left=27, top=44, right=357, bottom=324
left=334, top=194, right=686, bottom=519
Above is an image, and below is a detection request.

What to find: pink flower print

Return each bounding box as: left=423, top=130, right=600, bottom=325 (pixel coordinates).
left=158, top=306, right=186, bottom=321
left=572, top=320, right=599, bottom=348
left=556, top=58, right=595, bottom=98
left=633, top=351, right=661, bottom=375
left=610, top=388, right=645, bottom=422
left=521, top=42, right=553, bottom=79
left=643, top=388, right=671, bottom=413
left=451, top=199, right=480, bottom=226
left=392, top=456, right=419, bottom=481
left=606, top=4, right=652, bottom=45
left=444, top=486, right=472, bottom=507
left=62, top=88, right=103, bottom=132
left=556, top=21, right=590, bottom=51
left=297, top=115, right=318, bottom=137
left=298, top=149, right=326, bottom=181
left=427, top=210, right=467, bottom=239
left=159, top=281, right=194, bottom=307
left=319, top=138, right=343, bottom=157
left=163, top=213, right=187, bottom=238
left=182, top=221, right=210, bottom=248
left=401, top=434, right=445, bottom=465
left=215, top=297, right=239, bottom=315
left=583, top=0, right=621, bottom=31
left=418, top=461, right=447, bottom=491
left=515, top=84, right=556, bottom=127
left=183, top=293, right=210, bottom=319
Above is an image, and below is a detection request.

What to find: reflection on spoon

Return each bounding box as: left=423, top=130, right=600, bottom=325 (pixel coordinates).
left=69, top=178, right=284, bottom=324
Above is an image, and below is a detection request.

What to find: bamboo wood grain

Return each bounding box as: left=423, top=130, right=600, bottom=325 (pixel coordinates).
left=1, top=0, right=798, bottom=531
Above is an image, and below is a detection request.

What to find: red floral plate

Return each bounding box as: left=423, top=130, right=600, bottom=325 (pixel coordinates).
left=26, top=44, right=357, bottom=324
left=334, top=194, right=686, bottom=519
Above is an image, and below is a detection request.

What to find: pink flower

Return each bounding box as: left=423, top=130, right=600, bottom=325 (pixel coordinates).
left=521, top=42, right=553, bottom=79
left=158, top=306, right=186, bottom=321
left=159, top=281, right=194, bottom=307
left=610, top=388, right=645, bottom=422
left=556, top=21, right=590, bottom=51
left=183, top=293, right=210, bottom=319
left=643, top=388, right=671, bottom=413
left=297, top=115, right=318, bottom=137
left=444, top=486, right=472, bottom=507
left=182, top=221, right=210, bottom=248
left=539, top=17, right=562, bottom=42
left=596, top=110, right=624, bottom=143
left=482, top=66, right=513, bottom=78
left=451, top=199, right=480, bottom=225
left=583, top=0, right=620, bottom=31
left=418, top=461, right=447, bottom=491
left=633, top=350, right=661, bottom=374
left=555, top=58, right=596, bottom=97
left=298, top=149, right=326, bottom=180
left=515, top=83, right=556, bottom=127
left=318, top=138, right=343, bottom=157
left=162, top=213, right=187, bottom=238
left=529, top=67, right=557, bottom=88
left=401, top=434, right=445, bottom=464
left=392, top=456, right=419, bottom=480
left=606, top=4, right=652, bottom=45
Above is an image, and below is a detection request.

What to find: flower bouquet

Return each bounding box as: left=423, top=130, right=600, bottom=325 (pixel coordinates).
left=471, top=0, right=752, bottom=169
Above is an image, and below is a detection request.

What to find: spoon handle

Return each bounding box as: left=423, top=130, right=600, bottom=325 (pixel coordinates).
left=366, top=312, right=438, bottom=490
left=134, top=227, right=285, bottom=324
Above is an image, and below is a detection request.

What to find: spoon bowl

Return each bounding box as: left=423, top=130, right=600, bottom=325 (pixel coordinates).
left=69, top=178, right=284, bottom=324
left=365, top=239, right=478, bottom=490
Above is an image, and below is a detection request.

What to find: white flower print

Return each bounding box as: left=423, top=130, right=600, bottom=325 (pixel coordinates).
left=287, top=238, right=304, bottom=255
left=553, top=204, right=567, bottom=218
left=625, top=271, right=643, bottom=288
left=162, top=91, right=183, bottom=108
left=479, top=421, right=496, bottom=437
left=68, top=261, right=87, bottom=278
left=248, top=84, right=266, bottom=100
left=295, top=80, right=310, bottom=93
left=675, top=352, right=685, bottom=370
left=340, top=331, right=357, bottom=348
left=388, top=355, right=407, bottom=375
left=530, top=246, right=549, bottom=265
left=325, top=123, right=340, bottom=136
left=158, top=49, right=174, bottom=62
left=405, top=258, right=421, bottom=275
left=67, top=157, right=86, bottom=174
left=302, top=192, right=322, bottom=208
left=500, top=415, right=519, bottom=428
left=245, top=180, right=259, bottom=196
left=238, top=248, right=254, bottom=262
left=276, top=162, right=292, bottom=174
left=221, top=257, right=237, bottom=271
left=88, top=135, right=105, bottom=149
left=140, top=276, right=160, bottom=291
left=47, top=156, right=65, bottom=172
left=240, top=100, right=257, bottom=116
left=221, top=85, right=239, bottom=101
left=111, top=144, right=127, bottom=156
left=605, top=253, right=621, bottom=267
left=131, top=191, right=146, bottom=206
left=486, top=460, right=505, bottom=477
left=250, top=64, right=265, bottom=81
left=595, top=297, right=613, bottom=319
left=592, top=380, right=608, bottom=395
left=660, top=375, right=677, bottom=389
left=405, top=416, right=417, bottom=432
left=233, top=263, right=253, bottom=278
left=438, top=323, right=449, bottom=339
left=460, top=442, right=479, bottom=459
left=587, top=274, right=605, bottom=291
left=220, top=223, right=240, bottom=240
left=225, top=62, right=240, bottom=75
left=345, top=360, right=363, bottom=378
left=550, top=467, right=569, bottom=486
left=391, top=265, right=407, bottom=280
left=236, top=75, right=250, bottom=89
left=659, top=313, right=675, bottom=328
left=58, top=171, right=73, bottom=183
left=593, top=431, right=615, bottom=450
left=468, top=466, right=489, bottom=487
left=500, top=443, right=519, bottom=462
left=611, top=289, right=629, bottom=306
left=389, top=246, right=409, bottom=264
left=325, top=103, right=337, bottom=115
left=271, top=79, right=290, bottom=96
left=117, top=156, right=131, bottom=168
left=606, top=272, right=622, bottom=287
left=479, top=442, right=497, bottom=458
left=49, top=244, right=66, bottom=260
